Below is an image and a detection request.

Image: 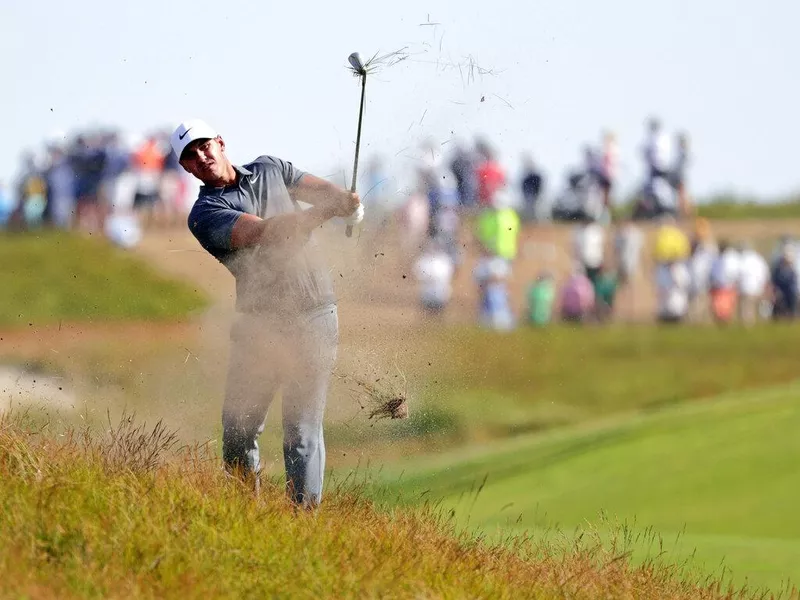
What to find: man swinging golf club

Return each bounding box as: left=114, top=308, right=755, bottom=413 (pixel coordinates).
left=171, top=118, right=363, bottom=506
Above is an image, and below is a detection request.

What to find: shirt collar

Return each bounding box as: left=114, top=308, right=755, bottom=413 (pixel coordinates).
left=199, top=164, right=252, bottom=193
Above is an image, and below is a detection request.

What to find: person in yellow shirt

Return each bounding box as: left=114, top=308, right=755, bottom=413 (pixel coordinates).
left=654, top=214, right=690, bottom=263
left=474, top=189, right=520, bottom=261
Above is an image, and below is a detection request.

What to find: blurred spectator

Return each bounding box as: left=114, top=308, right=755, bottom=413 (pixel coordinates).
left=10, top=152, right=47, bottom=230
left=132, top=134, right=166, bottom=227
left=614, top=221, right=644, bottom=285
left=770, top=246, right=798, bottom=320
left=573, top=221, right=605, bottom=284
left=642, top=117, right=671, bottom=184
left=583, top=146, right=607, bottom=222
left=44, top=142, right=75, bottom=229
left=519, top=154, right=544, bottom=221
left=653, top=215, right=690, bottom=264
left=0, top=181, right=13, bottom=227
left=527, top=271, right=556, bottom=327
left=413, top=238, right=455, bottom=318
left=552, top=147, right=605, bottom=223
left=737, top=242, right=769, bottom=326
left=159, top=133, right=186, bottom=228
left=100, top=133, right=134, bottom=212
left=634, top=118, right=676, bottom=220
left=417, top=139, right=452, bottom=239
left=770, top=236, right=799, bottom=267
left=474, top=189, right=520, bottom=262
left=670, top=132, right=691, bottom=216
left=708, top=241, right=741, bottom=324
left=449, top=139, right=478, bottom=208
left=101, top=132, right=141, bottom=249
left=473, top=247, right=515, bottom=331
left=600, top=131, right=618, bottom=214
left=560, top=267, right=595, bottom=323
left=72, top=133, right=107, bottom=232
left=475, top=138, right=506, bottom=208
left=687, top=218, right=718, bottom=322
left=656, top=260, right=691, bottom=323
left=592, top=263, right=619, bottom=323
left=432, top=173, right=462, bottom=269
left=398, top=190, right=429, bottom=257
left=552, top=169, right=593, bottom=223
left=769, top=236, right=800, bottom=294
left=362, top=156, right=390, bottom=210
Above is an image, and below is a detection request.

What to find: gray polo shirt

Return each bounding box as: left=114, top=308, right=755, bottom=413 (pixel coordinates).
left=188, top=155, right=335, bottom=316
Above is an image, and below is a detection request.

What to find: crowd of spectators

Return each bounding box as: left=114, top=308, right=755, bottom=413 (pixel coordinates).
left=4, top=118, right=795, bottom=329
left=399, top=123, right=796, bottom=329
left=1, top=127, right=194, bottom=247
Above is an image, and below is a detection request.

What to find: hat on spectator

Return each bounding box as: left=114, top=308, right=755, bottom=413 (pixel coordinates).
left=170, top=119, right=218, bottom=160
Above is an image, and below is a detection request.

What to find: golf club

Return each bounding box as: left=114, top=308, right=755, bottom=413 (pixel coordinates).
left=346, top=51, right=367, bottom=238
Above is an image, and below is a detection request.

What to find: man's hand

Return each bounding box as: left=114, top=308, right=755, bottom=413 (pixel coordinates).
left=288, top=174, right=363, bottom=232
left=330, top=190, right=361, bottom=218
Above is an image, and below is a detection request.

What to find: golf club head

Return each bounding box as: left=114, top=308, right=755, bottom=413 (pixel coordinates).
left=348, top=52, right=365, bottom=75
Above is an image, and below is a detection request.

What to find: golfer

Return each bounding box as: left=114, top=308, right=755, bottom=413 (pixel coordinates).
left=170, top=119, right=362, bottom=506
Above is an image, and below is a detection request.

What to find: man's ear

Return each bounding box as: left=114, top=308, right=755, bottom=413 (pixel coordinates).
left=217, top=136, right=225, bottom=152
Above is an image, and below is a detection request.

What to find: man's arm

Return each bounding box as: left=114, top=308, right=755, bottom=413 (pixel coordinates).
left=289, top=173, right=353, bottom=207
left=230, top=187, right=359, bottom=250
left=230, top=206, right=332, bottom=250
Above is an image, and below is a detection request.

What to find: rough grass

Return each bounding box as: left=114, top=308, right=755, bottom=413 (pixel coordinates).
left=0, top=231, right=206, bottom=328
left=0, top=414, right=780, bottom=600
left=371, top=381, right=800, bottom=594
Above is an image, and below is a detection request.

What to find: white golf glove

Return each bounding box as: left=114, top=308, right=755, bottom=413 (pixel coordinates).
left=345, top=203, right=365, bottom=227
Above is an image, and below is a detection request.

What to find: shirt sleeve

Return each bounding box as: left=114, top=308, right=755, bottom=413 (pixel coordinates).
left=188, top=200, right=242, bottom=254
left=255, top=155, right=306, bottom=188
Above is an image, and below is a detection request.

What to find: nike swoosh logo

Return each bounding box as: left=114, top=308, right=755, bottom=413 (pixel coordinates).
left=178, top=127, right=193, bottom=140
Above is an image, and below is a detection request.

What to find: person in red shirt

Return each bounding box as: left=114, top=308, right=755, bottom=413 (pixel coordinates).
left=475, top=138, right=506, bottom=207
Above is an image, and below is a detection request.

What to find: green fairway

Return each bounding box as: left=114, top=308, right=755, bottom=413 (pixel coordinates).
left=0, top=231, right=206, bottom=327
left=372, top=382, right=800, bottom=592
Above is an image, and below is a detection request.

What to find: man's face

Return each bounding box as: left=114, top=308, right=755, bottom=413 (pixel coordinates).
left=179, top=136, right=228, bottom=183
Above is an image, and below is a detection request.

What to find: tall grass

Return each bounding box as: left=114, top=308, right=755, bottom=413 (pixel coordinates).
left=0, top=413, right=783, bottom=599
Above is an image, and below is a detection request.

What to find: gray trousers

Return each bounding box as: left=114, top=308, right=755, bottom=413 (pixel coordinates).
left=222, top=303, right=338, bottom=506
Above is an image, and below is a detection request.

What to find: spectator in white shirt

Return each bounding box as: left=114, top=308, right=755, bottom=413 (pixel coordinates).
left=573, top=221, right=605, bottom=284
left=642, top=117, right=671, bottom=184
left=413, top=239, right=455, bottom=318
left=737, top=242, right=769, bottom=326
left=656, top=261, right=691, bottom=323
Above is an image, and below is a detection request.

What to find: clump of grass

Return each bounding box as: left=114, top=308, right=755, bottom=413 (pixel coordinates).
left=336, top=367, right=410, bottom=422
left=97, top=411, right=179, bottom=474
left=0, top=412, right=783, bottom=599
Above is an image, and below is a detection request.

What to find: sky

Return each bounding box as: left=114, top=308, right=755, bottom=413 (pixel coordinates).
left=2, top=0, right=799, bottom=200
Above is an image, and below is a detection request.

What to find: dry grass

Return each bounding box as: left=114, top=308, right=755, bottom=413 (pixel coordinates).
left=0, top=412, right=792, bottom=599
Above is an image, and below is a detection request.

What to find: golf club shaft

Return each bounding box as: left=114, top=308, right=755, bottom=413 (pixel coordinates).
left=346, top=73, right=367, bottom=237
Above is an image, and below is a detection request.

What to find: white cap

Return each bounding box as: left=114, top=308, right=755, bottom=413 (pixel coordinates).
left=170, top=119, right=218, bottom=159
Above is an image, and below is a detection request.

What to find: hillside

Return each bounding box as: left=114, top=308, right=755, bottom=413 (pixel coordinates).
left=0, top=231, right=207, bottom=328
left=0, top=414, right=781, bottom=600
